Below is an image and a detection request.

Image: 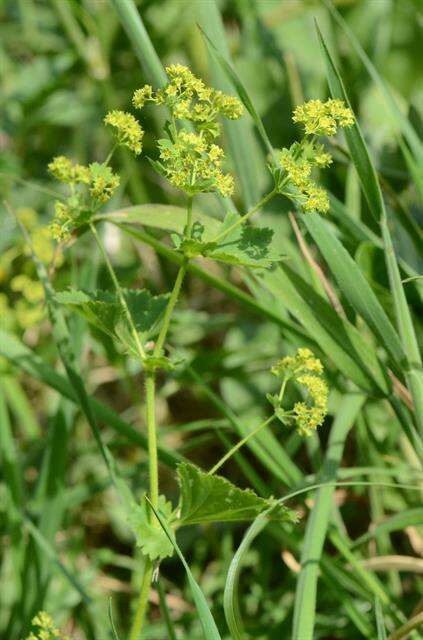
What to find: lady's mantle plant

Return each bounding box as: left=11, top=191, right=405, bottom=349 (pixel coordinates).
left=30, top=65, right=353, bottom=635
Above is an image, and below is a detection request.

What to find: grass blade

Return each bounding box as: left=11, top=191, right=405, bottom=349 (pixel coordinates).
left=196, top=2, right=264, bottom=207
left=317, top=24, right=423, bottom=438
left=0, top=328, right=183, bottom=469
left=375, top=597, right=388, bottom=640
left=260, top=265, right=390, bottom=395
left=292, top=393, right=365, bottom=640
left=224, top=512, right=269, bottom=639
left=353, top=508, right=423, bottom=548
left=302, top=214, right=405, bottom=370
left=316, top=24, right=384, bottom=223
left=198, top=20, right=275, bottom=161
left=324, top=0, right=423, bottom=163
left=109, top=0, right=167, bottom=86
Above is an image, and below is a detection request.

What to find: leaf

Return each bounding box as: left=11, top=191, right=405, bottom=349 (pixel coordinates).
left=56, top=289, right=119, bottom=338
left=177, top=462, right=298, bottom=526
left=99, top=203, right=220, bottom=238
left=128, top=494, right=175, bottom=561
left=125, top=289, right=169, bottom=335
left=56, top=288, right=169, bottom=341
left=207, top=213, right=282, bottom=269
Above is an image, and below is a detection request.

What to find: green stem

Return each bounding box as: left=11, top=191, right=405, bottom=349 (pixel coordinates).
left=129, top=559, right=154, bottom=640
left=127, top=196, right=193, bottom=636
left=145, top=371, right=159, bottom=509
left=185, top=194, right=193, bottom=238
left=211, top=188, right=277, bottom=244
left=89, top=222, right=146, bottom=360
left=153, top=196, right=193, bottom=357
left=208, top=415, right=275, bottom=476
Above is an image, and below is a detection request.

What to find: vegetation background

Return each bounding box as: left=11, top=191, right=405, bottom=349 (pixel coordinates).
left=1, top=0, right=422, bottom=639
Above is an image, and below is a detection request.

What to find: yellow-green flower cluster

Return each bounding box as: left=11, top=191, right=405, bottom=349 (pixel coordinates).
left=272, top=348, right=327, bottom=436
left=104, top=110, right=144, bottom=155
left=133, top=64, right=243, bottom=135
left=89, top=162, right=120, bottom=203
left=276, top=99, right=354, bottom=214
left=158, top=130, right=234, bottom=196
left=293, top=99, right=354, bottom=136
left=294, top=374, right=328, bottom=437
left=279, top=147, right=330, bottom=214
left=24, top=611, right=69, bottom=640
left=272, top=347, right=323, bottom=379
left=133, top=65, right=242, bottom=196
left=48, top=156, right=90, bottom=185
left=48, top=157, right=120, bottom=241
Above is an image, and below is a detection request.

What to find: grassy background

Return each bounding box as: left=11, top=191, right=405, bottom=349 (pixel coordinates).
left=1, top=0, right=422, bottom=638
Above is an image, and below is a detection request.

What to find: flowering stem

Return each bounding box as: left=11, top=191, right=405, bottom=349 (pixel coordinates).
left=129, top=559, right=153, bottom=640
left=153, top=195, right=193, bottom=356
left=89, top=222, right=146, bottom=360
left=128, top=371, right=159, bottom=639
left=211, top=188, right=277, bottom=244
left=105, top=143, right=118, bottom=166
left=208, top=415, right=275, bottom=476
left=145, top=371, right=159, bottom=509
left=129, top=196, right=193, bottom=636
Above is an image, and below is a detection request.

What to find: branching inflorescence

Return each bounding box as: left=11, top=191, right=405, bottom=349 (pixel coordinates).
left=269, top=348, right=328, bottom=436
left=41, top=64, right=354, bottom=637
left=133, top=64, right=243, bottom=196
left=275, top=98, right=354, bottom=213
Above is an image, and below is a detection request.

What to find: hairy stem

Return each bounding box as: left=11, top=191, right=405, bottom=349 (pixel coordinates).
left=211, top=188, right=277, bottom=244
left=208, top=415, right=275, bottom=476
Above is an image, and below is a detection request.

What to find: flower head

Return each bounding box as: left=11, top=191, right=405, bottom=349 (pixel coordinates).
left=271, top=348, right=327, bottom=436
left=132, top=65, right=241, bottom=195
left=277, top=141, right=332, bottom=214
left=25, top=611, right=69, bottom=640
left=272, top=347, right=323, bottom=379
left=104, top=110, right=144, bottom=155
left=88, top=162, right=120, bottom=203
left=292, top=99, right=354, bottom=136
left=48, top=156, right=90, bottom=184
left=294, top=374, right=328, bottom=436
left=47, top=156, right=120, bottom=242
left=133, top=65, right=243, bottom=137
left=157, top=131, right=234, bottom=197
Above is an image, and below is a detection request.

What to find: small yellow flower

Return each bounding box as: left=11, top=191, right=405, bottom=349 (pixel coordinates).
left=292, top=98, right=354, bottom=136
left=48, top=156, right=90, bottom=184
left=89, top=162, right=120, bottom=203
left=271, top=347, right=328, bottom=436
left=24, top=610, right=69, bottom=640
left=104, top=110, right=144, bottom=155
left=132, top=84, right=153, bottom=108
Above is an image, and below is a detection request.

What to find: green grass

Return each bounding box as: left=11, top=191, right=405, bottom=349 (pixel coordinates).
left=1, top=1, right=422, bottom=639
